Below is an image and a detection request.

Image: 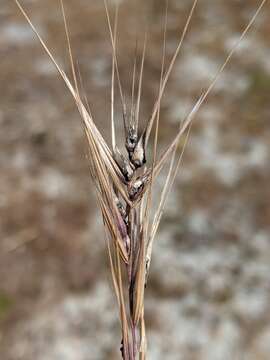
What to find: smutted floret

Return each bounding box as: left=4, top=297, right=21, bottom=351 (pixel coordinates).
left=126, top=125, right=138, bottom=156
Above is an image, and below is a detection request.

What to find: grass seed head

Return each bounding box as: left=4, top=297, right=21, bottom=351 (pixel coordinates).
left=13, top=0, right=268, bottom=357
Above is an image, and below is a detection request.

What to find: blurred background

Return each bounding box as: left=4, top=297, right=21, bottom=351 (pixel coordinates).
left=0, top=0, right=270, bottom=359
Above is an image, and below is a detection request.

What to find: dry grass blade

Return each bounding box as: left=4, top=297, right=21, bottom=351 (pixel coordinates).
left=132, top=233, right=146, bottom=325
left=105, top=230, right=120, bottom=305
left=144, top=0, right=168, bottom=245
left=104, top=0, right=128, bottom=133
left=14, top=0, right=130, bottom=201
left=145, top=0, right=268, bottom=279
left=111, top=7, right=118, bottom=154
left=147, top=123, right=192, bottom=266
left=85, top=128, right=130, bottom=262
left=135, top=33, right=147, bottom=132
left=140, top=0, right=199, bottom=148
left=152, top=0, right=267, bottom=180
left=116, top=248, right=131, bottom=359
left=139, top=307, right=147, bottom=360
left=131, top=41, right=138, bottom=127
left=59, top=0, right=79, bottom=96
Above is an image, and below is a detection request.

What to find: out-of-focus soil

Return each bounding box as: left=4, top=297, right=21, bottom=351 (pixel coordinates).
left=0, top=0, right=270, bottom=359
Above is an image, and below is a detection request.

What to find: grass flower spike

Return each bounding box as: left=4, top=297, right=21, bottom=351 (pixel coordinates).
left=13, top=0, right=267, bottom=358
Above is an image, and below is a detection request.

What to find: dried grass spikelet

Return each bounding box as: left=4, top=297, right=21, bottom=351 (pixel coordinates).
left=13, top=0, right=267, bottom=358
